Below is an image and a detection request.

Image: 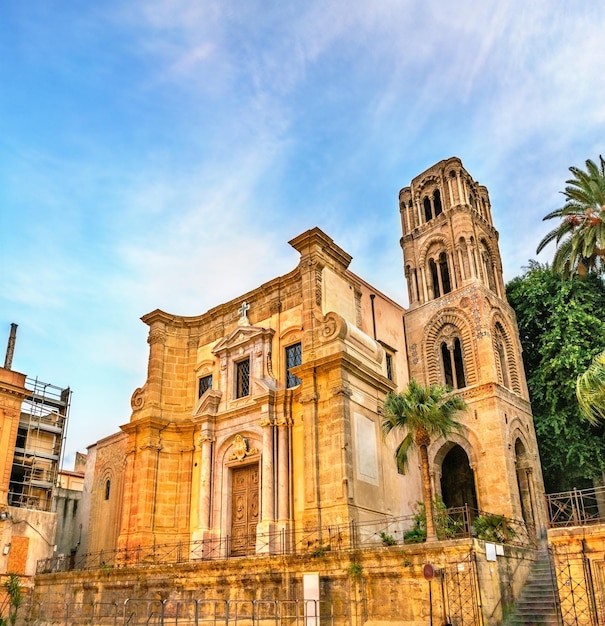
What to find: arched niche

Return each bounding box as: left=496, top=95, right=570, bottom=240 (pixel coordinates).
left=439, top=444, right=478, bottom=512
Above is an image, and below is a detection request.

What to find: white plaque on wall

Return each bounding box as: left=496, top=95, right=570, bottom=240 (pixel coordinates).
left=303, top=572, right=320, bottom=626
left=355, top=413, right=379, bottom=485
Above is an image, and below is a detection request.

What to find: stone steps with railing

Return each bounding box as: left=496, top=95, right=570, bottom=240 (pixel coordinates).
left=504, top=544, right=561, bottom=626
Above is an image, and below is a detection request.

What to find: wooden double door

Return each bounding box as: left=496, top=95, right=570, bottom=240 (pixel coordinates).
left=230, top=464, right=259, bottom=556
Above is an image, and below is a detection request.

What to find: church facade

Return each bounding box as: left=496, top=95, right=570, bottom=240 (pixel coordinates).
left=83, top=157, right=546, bottom=560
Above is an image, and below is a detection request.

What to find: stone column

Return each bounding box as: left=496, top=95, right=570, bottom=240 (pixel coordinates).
left=435, top=260, right=444, bottom=296
left=449, top=252, right=457, bottom=289
left=276, top=416, right=290, bottom=521
left=198, top=434, right=214, bottom=531
left=275, top=416, right=291, bottom=551
left=467, top=246, right=476, bottom=278
left=146, top=326, right=166, bottom=411
left=456, top=173, right=464, bottom=206
left=411, top=269, right=419, bottom=304
left=457, top=247, right=466, bottom=281
left=257, top=417, right=275, bottom=553
left=261, top=417, right=274, bottom=521
left=420, top=266, right=429, bottom=303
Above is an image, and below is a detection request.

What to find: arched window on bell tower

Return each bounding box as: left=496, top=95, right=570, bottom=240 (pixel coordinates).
left=492, top=321, right=521, bottom=393
left=425, top=314, right=476, bottom=388
left=494, top=325, right=510, bottom=389
left=423, top=196, right=433, bottom=222
left=441, top=337, right=466, bottom=389
left=433, top=189, right=443, bottom=216
left=429, top=258, right=440, bottom=298
left=438, top=252, right=451, bottom=294
left=424, top=241, right=453, bottom=302
left=480, top=239, right=497, bottom=293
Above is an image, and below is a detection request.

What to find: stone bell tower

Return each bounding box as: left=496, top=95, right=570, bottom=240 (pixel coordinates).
left=400, top=157, right=546, bottom=530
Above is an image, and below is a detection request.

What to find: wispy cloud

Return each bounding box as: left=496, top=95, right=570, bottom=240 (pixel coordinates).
left=2, top=0, right=604, bottom=462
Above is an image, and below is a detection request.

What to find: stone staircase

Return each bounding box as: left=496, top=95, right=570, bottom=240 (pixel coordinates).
left=504, top=545, right=562, bottom=625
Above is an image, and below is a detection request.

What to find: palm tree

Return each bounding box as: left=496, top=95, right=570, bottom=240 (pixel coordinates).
left=537, top=156, right=605, bottom=424
left=577, top=350, right=605, bottom=425
left=536, top=156, right=605, bottom=279
left=382, top=379, right=467, bottom=542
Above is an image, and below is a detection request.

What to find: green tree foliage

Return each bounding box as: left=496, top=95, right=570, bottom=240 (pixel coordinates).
left=506, top=262, right=605, bottom=492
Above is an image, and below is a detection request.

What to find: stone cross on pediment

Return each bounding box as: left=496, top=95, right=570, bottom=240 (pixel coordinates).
left=238, top=301, right=251, bottom=326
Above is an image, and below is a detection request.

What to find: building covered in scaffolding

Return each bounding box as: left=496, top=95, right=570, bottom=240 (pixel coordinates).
left=0, top=324, right=71, bottom=579
left=8, top=378, right=70, bottom=512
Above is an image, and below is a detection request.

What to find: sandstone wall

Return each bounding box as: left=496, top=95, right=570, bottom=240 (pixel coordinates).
left=30, top=539, right=535, bottom=626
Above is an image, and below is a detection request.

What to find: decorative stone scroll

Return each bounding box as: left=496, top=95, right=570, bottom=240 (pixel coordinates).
left=131, top=386, right=146, bottom=410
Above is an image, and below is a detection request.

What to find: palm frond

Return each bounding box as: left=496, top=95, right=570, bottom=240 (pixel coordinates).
left=538, top=156, right=605, bottom=279
left=577, top=350, right=605, bottom=425
left=382, top=379, right=467, bottom=468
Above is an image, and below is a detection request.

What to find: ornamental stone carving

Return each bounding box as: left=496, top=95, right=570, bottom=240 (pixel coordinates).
left=229, top=434, right=259, bottom=461
left=131, top=386, right=145, bottom=410
left=148, top=328, right=166, bottom=346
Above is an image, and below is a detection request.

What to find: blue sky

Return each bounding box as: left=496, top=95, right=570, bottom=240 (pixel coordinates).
left=1, top=1, right=604, bottom=466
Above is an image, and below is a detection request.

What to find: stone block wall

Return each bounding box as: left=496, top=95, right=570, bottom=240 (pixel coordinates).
left=30, top=539, right=535, bottom=625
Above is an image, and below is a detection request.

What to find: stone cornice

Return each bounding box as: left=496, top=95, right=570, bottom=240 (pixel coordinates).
left=0, top=369, right=28, bottom=401
left=0, top=381, right=29, bottom=401
left=120, top=416, right=171, bottom=435
left=289, top=227, right=352, bottom=270
left=455, top=382, right=531, bottom=411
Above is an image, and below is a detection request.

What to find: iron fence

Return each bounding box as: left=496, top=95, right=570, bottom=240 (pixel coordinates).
left=23, top=598, right=333, bottom=626
left=546, top=485, right=605, bottom=528
left=37, top=505, right=534, bottom=574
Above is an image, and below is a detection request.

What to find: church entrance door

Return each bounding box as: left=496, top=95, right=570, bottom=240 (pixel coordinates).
left=230, top=464, right=259, bottom=556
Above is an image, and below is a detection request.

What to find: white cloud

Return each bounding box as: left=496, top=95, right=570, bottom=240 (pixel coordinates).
left=3, top=0, right=605, bottom=462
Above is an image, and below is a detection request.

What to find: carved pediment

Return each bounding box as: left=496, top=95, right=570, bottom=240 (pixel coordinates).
left=192, top=389, right=222, bottom=418
left=212, top=325, right=275, bottom=356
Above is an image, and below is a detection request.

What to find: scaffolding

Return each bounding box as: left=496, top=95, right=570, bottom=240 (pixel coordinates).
left=8, top=377, right=71, bottom=512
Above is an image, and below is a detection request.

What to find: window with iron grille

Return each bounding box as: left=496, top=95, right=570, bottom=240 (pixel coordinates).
left=286, top=342, right=302, bottom=388
left=236, top=359, right=250, bottom=398
left=198, top=374, right=213, bottom=398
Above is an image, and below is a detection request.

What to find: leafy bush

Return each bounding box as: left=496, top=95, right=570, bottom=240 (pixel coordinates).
left=378, top=531, right=397, bottom=546
left=0, top=574, right=22, bottom=626
left=472, top=514, right=516, bottom=543
left=348, top=562, right=363, bottom=579
left=404, top=497, right=464, bottom=543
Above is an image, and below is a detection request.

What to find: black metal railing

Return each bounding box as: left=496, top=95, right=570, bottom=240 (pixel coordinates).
left=24, top=598, right=334, bottom=626
left=546, top=485, right=605, bottom=528
left=37, top=505, right=534, bottom=574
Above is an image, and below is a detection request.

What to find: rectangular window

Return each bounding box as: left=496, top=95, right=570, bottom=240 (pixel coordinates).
left=386, top=353, right=394, bottom=381
left=236, top=359, right=250, bottom=398
left=286, top=342, right=302, bottom=388
left=198, top=374, right=213, bottom=398
left=15, top=427, right=27, bottom=450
